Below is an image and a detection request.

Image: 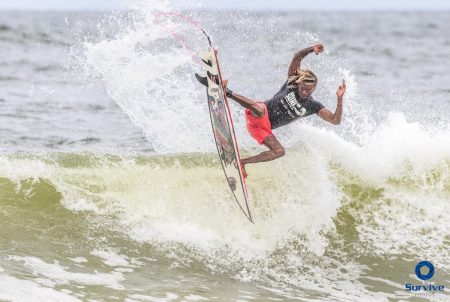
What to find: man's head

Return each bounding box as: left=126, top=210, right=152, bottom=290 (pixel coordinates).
left=288, top=68, right=318, bottom=99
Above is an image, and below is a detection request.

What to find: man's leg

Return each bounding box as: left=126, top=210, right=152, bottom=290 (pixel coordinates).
left=223, top=80, right=264, bottom=117
left=242, top=135, right=285, bottom=165
left=221, top=81, right=284, bottom=172
left=228, top=93, right=265, bottom=117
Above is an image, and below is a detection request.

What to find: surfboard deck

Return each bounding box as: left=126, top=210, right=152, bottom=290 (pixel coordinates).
left=196, top=47, right=253, bottom=223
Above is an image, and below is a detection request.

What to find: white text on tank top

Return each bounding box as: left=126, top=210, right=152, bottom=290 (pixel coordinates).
left=282, top=91, right=307, bottom=118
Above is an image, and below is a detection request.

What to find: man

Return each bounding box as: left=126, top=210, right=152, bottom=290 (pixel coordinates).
left=223, top=44, right=346, bottom=176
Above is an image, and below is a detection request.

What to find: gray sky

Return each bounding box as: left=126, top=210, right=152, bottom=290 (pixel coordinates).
left=0, top=0, right=450, bottom=11
left=0, top=0, right=123, bottom=10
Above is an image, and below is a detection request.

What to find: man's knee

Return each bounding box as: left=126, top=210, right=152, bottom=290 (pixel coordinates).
left=274, top=147, right=285, bottom=158
left=263, top=135, right=285, bottom=158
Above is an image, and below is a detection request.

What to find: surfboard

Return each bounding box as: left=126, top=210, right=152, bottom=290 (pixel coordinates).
left=196, top=47, right=253, bottom=223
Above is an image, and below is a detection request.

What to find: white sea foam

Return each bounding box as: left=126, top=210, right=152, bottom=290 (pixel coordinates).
left=126, top=293, right=179, bottom=302
left=91, top=249, right=133, bottom=267
left=184, top=294, right=209, bottom=301
left=9, top=256, right=125, bottom=290
left=0, top=274, right=81, bottom=302
left=0, top=109, right=449, bottom=300
left=83, top=0, right=211, bottom=154
left=68, top=257, right=88, bottom=264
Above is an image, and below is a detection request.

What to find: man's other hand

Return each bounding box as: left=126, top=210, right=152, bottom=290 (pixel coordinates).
left=336, top=80, right=346, bottom=99
left=313, top=44, right=324, bottom=55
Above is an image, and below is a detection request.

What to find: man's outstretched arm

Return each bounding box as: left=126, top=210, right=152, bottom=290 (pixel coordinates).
left=288, top=44, right=324, bottom=76
left=318, top=80, right=346, bottom=125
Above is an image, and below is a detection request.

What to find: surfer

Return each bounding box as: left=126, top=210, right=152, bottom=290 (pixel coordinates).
left=223, top=44, right=346, bottom=176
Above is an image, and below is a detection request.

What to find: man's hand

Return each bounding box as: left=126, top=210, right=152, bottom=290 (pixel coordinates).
left=222, top=79, right=234, bottom=98
left=336, top=79, right=346, bottom=99
left=288, top=44, right=324, bottom=76
left=318, top=79, right=346, bottom=125
left=313, top=44, right=324, bottom=55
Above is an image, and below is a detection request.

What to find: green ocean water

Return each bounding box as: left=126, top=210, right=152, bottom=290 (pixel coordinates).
left=0, top=151, right=449, bottom=301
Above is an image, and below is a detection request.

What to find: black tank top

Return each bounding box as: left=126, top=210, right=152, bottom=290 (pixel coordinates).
left=265, top=82, right=324, bottom=129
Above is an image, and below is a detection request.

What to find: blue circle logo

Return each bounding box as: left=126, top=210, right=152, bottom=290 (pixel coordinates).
left=415, top=261, right=435, bottom=280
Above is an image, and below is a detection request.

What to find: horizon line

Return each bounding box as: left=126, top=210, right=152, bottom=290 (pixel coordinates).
left=1, top=7, right=450, bottom=12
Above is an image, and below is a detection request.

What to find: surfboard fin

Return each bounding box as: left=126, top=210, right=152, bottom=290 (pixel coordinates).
left=195, top=73, right=208, bottom=87
left=200, top=52, right=213, bottom=67
left=195, top=71, right=220, bottom=86
left=195, top=73, right=233, bottom=97
left=202, top=58, right=213, bottom=67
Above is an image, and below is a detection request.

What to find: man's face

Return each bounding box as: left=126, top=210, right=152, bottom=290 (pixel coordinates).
left=297, top=83, right=316, bottom=99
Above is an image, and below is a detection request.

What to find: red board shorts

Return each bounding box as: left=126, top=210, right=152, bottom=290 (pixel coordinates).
left=245, top=102, right=273, bottom=145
